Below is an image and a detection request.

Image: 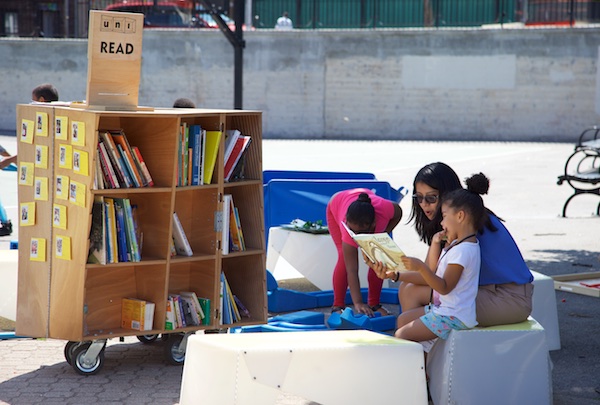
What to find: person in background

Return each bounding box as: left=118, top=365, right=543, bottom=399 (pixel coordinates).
left=275, top=11, right=293, bottom=30
left=327, top=189, right=402, bottom=316
left=31, top=83, right=59, bottom=102
left=373, top=162, right=533, bottom=327
left=173, top=98, right=196, bottom=108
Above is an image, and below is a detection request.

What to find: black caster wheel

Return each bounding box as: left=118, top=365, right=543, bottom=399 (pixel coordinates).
left=164, top=333, right=185, bottom=365
left=137, top=334, right=159, bottom=344
left=64, top=341, right=84, bottom=365
left=71, top=342, right=105, bottom=375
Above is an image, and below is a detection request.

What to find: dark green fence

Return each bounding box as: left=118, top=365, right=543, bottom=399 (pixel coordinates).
left=253, top=0, right=518, bottom=29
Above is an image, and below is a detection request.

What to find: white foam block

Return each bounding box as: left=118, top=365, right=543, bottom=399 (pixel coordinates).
left=531, top=270, right=561, bottom=350
left=180, top=330, right=428, bottom=405
left=427, top=318, right=552, bottom=405
left=0, top=249, right=18, bottom=321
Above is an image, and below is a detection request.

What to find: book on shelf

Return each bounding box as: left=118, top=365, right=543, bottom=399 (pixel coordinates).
left=172, top=212, right=193, bottom=256
left=198, top=297, right=211, bottom=325
left=341, top=222, right=407, bottom=273
left=131, top=146, right=154, bottom=187
left=97, top=141, right=120, bottom=189
left=165, top=296, right=176, bottom=331
left=169, top=294, right=184, bottom=329
left=87, top=196, right=107, bottom=265
left=99, top=131, right=132, bottom=188
left=202, top=130, right=222, bottom=185
left=94, top=152, right=105, bottom=190
left=221, top=194, right=232, bottom=255
left=121, top=199, right=141, bottom=261
left=228, top=196, right=244, bottom=252
left=179, top=123, right=190, bottom=186
left=233, top=295, right=250, bottom=318
left=179, top=296, right=196, bottom=326
left=220, top=272, right=248, bottom=324
left=180, top=291, right=205, bottom=326
left=224, top=135, right=251, bottom=182
left=223, top=129, right=241, bottom=168
left=233, top=206, right=246, bottom=251
left=188, top=125, right=203, bottom=186
left=104, top=197, right=119, bottom=264
left=110, top=130, right=147, bottom=187
left=121, top=298, right=155, bottom=331
left=131, top=204, right=143, bottom=255
left=113, top=200, right=129, bottom=262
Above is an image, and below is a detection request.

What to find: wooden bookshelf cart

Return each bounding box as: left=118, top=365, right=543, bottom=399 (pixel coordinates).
left=15, top=105, right=267, bottom=375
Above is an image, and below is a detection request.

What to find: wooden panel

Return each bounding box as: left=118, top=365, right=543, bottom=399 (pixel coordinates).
left=86, top=11, right=144, bottom=109
left=174, top=188, right=219, bottom=256
left=15, top=104, right=55, bottom=338
left=223, top=255, right=268, bottom=324
left=48, top=108, right=100, bottom=340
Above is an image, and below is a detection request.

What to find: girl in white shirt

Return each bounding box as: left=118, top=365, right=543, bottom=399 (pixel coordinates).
left=393, top=173, right=490, bottom=342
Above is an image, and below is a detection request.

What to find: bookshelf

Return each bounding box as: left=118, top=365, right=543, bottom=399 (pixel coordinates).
left=15, top=105, right=266, bottom=372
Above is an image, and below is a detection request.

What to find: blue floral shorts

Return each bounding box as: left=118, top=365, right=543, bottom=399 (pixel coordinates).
left=420, top=304, right=469, bottom=340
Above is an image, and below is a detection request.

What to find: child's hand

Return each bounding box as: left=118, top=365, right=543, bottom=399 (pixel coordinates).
left=363, top=252, right=396, bottom=280
left=432, top=230, right=447, bottom=245
left=400, top=256, right=425, bottom=272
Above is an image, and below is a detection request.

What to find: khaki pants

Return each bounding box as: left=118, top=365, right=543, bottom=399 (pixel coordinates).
left=476, top=283, right=534, bottom=327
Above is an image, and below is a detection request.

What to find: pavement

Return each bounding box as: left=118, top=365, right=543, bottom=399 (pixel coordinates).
left=1, top=135, right=599, bottom=404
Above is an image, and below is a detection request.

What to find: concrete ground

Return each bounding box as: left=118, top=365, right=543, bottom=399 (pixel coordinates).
left=1, top=135, right=599, bottom=404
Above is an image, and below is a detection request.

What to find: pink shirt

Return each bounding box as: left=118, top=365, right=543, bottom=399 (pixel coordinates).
left=328, top=188, right=396, bottom=247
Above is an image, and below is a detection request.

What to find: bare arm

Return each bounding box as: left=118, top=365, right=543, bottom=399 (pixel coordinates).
left=384, top=203, right=403, bottom=234
left=0, top=155, right=17, bottom=170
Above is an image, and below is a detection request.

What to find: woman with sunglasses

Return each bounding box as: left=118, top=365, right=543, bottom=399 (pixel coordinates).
left=372, top=162, right=533, bottom=327
left=326, top=189, right=403, bottom=316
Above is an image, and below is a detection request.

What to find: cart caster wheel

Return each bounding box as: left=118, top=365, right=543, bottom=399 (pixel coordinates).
left=137, top=334, right=159, bottom=344
left=164, top=333, right=185, bottom=365
left=64, top=341, right=84, bottom=365
left=71, top=343, right=105, bottom=375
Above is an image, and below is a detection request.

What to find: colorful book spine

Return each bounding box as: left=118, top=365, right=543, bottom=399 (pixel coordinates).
left=122, top=198, right=141, bottom=262
left=189, top=125, right=202, bottom=185
left=131, top=146, right=154, bottom=187
left=113, top=200, right=129, bottom=262
left=110, top=131, right=145, bottom=187
left=202, top=130, right=221, bottom=185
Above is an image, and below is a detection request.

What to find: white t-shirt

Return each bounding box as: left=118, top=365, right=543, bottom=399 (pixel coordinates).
left=275, top=16, right=293, bottom=30
left=433, top=240, right=480, bottom=328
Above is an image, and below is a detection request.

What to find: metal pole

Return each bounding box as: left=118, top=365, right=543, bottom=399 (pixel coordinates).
left=233, top=0, right=244, bottom=109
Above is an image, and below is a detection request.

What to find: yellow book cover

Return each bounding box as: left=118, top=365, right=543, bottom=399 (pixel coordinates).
left=202, top=130, right=221, bottom=185
left=121, top=298, right=155, bottom=331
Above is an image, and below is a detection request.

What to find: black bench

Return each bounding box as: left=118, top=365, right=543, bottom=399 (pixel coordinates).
left=557, top=126, right=600, bottom=217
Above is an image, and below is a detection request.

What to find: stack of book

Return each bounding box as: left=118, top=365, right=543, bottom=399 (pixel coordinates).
left=223, top=129, right=252, bottom=182
left=221, top=194, right=246, bottom=255
left=87, top=196, right=142, bottom=264
left=96, top=130, right=154, bottom=189
left=177, top=123, right=222, bottom=186
left=220, top=272, right=250, bottom=325
left=165, top=292, right=211, bottom=330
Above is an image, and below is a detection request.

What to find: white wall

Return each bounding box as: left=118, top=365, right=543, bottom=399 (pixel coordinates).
left=1, top=27, right=598, bottom=141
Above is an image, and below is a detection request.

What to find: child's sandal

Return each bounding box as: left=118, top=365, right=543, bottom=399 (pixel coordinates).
left=331, top=306, right=345, bottom=314
left=370, top=304, right=391, bottom=316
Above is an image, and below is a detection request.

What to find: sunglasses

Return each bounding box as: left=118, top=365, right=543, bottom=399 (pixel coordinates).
left=412, top=194, right=439, bottom=204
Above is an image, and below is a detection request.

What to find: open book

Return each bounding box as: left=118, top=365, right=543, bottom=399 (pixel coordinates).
left=342, top=222, right=408, bottom=273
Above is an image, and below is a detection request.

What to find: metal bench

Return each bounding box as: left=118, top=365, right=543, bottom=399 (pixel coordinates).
left=557, top=126, right=600, bottom=217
